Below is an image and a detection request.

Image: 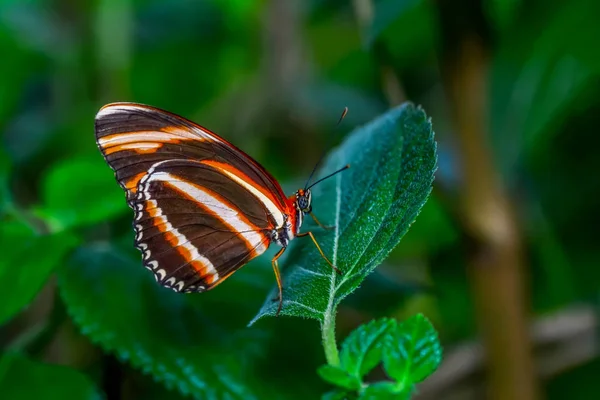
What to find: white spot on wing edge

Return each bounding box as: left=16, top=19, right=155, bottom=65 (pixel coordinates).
left=155, top=268, right=166, bottom=282
left=164, top=277, right=176, bottom=286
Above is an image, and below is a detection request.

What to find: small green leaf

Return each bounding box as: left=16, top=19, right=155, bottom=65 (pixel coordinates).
left=360, top=382, right=411, bottom=400
left=317, top=365, right=361, bottom=391
left=0, top=352, right=102, bottom=400
left=382, top=314, right=442, bottom=387
left=35, top=158, right=127, bottom=231
left=57, top=243, right=269, bottom=399
left=340, top=318, right=396, bottom=379
left=0, top=220, right=78, bottom=325
left=251, top=103, right=436, bottom=324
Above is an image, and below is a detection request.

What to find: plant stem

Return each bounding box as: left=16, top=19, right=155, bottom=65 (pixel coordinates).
left=322, top=310, right=340, bottom=366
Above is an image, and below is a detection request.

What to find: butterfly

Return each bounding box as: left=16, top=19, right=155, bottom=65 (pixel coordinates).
left=94, top=103, right=348, bottom=315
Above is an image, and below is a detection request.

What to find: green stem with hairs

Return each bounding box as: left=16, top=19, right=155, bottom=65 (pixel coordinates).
left=322, top=308, right=340, bottom=366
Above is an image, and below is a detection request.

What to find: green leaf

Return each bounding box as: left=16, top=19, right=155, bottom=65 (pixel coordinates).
left=382, top=314, right=442, bottom=387
left=0, top=220, right=78, bottom=325
left=360, top=382, right=411, bottom=400
left=0, top=352, right=102, bottom=400
left=57, top=243, right=270, bottom=400
left=251, top=103, right=436, bottom=324
left=317, top=365, right=361, bottom=391
left=339, top=318, right=396, bottom=379
left=35, top=158, right=127, bottom=231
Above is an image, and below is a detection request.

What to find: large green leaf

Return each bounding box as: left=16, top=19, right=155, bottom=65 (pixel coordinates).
left=0, top=220, right=78, bottom=325
left=0, top=352, right=102, bottom=400
left=57, top=243, right=276, bottom=400
left=251, top=103, right=436, bottom=324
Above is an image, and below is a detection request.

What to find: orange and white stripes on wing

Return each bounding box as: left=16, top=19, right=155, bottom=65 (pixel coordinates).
left=146, top=171, right=268, bottom=255
left=198, top=160, right=286, bottom=228
left=96, top=104, right=217, bottom=156
left=136, top=198, right=218, bottom=292
left=134, top=167, right=272, bottom=292
left=95, top=103, right=226, bottom=202
left=95, top=102, right=297, bottom=296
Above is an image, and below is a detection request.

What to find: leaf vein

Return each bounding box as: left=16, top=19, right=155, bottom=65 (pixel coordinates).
left=284, top=300, right=323, bottom=316
left=296, top=266, right=329, bottom=279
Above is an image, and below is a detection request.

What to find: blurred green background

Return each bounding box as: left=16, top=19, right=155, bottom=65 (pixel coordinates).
left=1, top=0, right=599, bottom=399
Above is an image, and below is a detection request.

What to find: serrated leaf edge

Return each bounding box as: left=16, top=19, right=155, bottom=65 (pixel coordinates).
left=340, top=318, right=396, bottom=379
left=382, top=314, right=442, bottom=387
left=57, top=277, right=218, bottom=400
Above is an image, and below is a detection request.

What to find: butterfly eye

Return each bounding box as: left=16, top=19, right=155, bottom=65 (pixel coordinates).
left=296, top=192, right=312, bottom=212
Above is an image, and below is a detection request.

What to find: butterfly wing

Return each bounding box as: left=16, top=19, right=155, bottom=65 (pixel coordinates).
left=95, top=103, right=292, bottom=292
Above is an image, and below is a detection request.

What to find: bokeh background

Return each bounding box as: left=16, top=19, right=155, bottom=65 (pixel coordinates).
left=1, top=0, right=599, bottom=399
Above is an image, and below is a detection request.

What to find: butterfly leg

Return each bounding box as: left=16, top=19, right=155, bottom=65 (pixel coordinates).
left=297, top=231, right=342, bottom=275
left=309, top=212, right=334, bottom=230
left=271, top=247, right=286, bottom=316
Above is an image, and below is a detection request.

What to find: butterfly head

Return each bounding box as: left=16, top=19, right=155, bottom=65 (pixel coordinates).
left=295, top=189, right=312, bottom=213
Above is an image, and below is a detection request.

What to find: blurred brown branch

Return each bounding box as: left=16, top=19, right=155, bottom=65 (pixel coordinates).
left=435, top=1, right=540, bottom=399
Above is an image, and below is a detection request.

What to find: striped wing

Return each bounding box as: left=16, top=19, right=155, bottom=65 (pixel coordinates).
left=95, top=103, right=291, bottom=292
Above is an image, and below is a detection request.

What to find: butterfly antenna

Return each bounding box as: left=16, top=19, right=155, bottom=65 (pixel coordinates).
left=306, top=164, right=350, bottom=190
left=304, top=107, right=349, bottom=190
